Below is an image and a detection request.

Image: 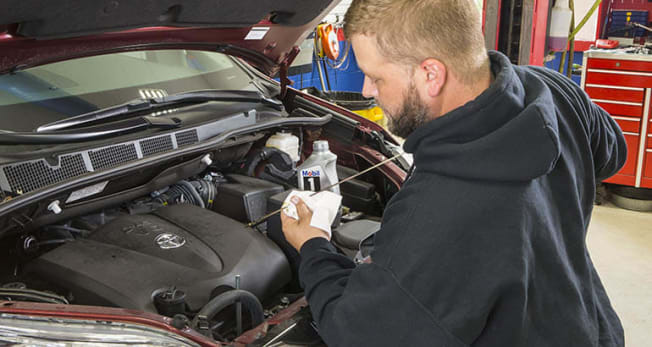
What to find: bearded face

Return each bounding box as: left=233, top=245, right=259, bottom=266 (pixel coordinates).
left=378, top=80, right=431, bottom=139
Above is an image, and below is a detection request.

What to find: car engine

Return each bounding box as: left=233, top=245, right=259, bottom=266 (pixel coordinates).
left=0, top=129, right=390, bottom=342
left=23, top=203, right=291, bottom=313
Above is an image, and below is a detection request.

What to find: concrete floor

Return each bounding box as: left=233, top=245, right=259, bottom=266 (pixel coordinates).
left=587, top=203, right=652, bottom=346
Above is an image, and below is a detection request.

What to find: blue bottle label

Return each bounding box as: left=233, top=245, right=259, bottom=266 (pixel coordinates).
left=301, top=166, right=322, bottom=191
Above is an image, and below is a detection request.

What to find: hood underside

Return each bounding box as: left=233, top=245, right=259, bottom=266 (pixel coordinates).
left=0, top=0, right=339, bottom=74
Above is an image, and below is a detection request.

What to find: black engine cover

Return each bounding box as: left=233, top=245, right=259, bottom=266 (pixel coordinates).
left=25, top=204, right=291, bottom=312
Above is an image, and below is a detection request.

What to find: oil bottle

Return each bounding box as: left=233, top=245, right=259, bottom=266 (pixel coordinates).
left=297, top=140, right=339, bottom=194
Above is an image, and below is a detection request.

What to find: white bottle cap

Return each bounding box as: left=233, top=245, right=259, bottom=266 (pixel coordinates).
left=313, top=140, right=329, bottom=152
left=48, top=200, right=62, bottom=214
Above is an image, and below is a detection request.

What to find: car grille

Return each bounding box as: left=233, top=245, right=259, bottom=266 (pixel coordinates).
left=0, top=129, right=200, bottom=195
left=175, top=130, right=199, bottom=148
left=89, top=144, right=140, bottom=170
left=140, top=135, right=174, bottom=157
left=3, top=154, right=89, bottom=195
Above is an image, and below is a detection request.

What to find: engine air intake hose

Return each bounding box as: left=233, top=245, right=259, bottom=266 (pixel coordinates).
left=176, top=180, right=205, bottom=208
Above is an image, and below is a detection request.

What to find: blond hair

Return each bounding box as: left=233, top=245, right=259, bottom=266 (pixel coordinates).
left=344, top=0, right=489, bottom=85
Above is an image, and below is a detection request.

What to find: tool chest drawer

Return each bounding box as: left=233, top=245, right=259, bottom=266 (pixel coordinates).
left=643, top=149, right=652, bottom=188
left=620, top=134, right=641, bottom=176
left=644, top=151, right=652, bottom=180
left=585, top=85, right=644, bottom=103
left=583, top=52, right=652, bottom=188
left=613, top=116, right=641, bottom=133
left=585, top=70, right=652, bottom=89
left=587, top=58, right=652, bottom=73
left=594, top=101, right=643, bottom=118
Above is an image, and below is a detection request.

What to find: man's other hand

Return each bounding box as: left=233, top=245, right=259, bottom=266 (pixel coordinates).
left=281, top=196, right=330, bottom=251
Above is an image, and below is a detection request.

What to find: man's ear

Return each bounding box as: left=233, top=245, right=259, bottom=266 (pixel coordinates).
left=419, top=58, right=447, bottom=98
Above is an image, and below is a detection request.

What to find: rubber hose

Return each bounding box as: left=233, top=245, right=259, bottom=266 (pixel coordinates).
left=176, top=184, right=201, bottom=206
left=159, top=186, right=182, bottom=205
left=191, top=289, right=264, bottom=337
left=164, top=185, right=189, bottom=205
left=567, top=0, right=576, bottom=79
left=208, top=181, right=217, bottom=208
left=45, top=225, right=87, bottom=234
left=177, top=180, right=205, bottom=208
left=198, top=180, right=213, bottom=208
left=569, top=0, right=602, bottom=40
left=202, top=180, right=214, bottom=208
left=177, top=185, right=197, bottom=205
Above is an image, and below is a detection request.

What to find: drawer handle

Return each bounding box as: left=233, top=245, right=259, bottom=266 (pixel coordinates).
left=622, top=132, right=640, bottom=136
left=588, top=69, right=652, bottom=77
left=612, top=116, right=641, bottom=122
left=593, top=99, right=643, bottom=106
left=585, top=83, right=645, bottom=91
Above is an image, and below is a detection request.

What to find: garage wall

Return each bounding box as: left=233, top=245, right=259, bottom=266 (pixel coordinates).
left=286, top=41, right=364, bottom=92
left=328, top=0, right=603, bottom=45
left=324, top=0, right=353, bottom=23
left=573, top=0, right=600, bottom=42
left=284, top=0, right=365, bottom=92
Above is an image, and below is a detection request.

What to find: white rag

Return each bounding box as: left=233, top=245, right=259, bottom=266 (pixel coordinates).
left=282, top=190, right=342, bottom=237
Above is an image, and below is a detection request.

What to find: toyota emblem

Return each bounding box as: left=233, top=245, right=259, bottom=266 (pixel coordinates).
left=155, top=233, right=186, bottom=249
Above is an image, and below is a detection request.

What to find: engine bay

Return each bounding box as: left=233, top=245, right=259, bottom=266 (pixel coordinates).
left=23, top=203, right=292, bottom=313
left=0, top=123, right=397, bottom=342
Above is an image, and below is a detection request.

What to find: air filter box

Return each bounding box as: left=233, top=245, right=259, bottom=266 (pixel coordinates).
left=213, top=174, right=284, bottom=223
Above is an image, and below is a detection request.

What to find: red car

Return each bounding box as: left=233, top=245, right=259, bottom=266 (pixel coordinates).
left=0, top=1, right=409, bottom=345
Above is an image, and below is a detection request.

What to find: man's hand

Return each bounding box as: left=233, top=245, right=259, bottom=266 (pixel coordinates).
left=281, top=196, right=331, bottom=251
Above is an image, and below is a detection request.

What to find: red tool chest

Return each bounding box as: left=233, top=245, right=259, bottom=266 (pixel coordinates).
left=581, top=50, right=652, bottom=189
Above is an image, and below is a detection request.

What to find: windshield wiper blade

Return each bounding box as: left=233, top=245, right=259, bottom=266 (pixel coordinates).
left=37, top=90, right=282, bottom=133
left=160, top=89, right=283, bottom=110
left=36, top=99, right=151, bottom=133
left=2, top=116, right=180, bottom=144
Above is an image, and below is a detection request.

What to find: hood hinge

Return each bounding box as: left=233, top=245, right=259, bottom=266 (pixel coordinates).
left=279, top=46, right=300, bottom=98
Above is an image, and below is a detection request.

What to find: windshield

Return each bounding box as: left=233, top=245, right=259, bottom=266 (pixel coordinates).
left=0, top=50, right=253, bottom=132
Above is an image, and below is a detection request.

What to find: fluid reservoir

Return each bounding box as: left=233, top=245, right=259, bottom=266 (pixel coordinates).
left=265, top=132, right=300, bottom=163
left=297, top=140, right=339, bottom=194
left=548, top=0, right=572, bottom=51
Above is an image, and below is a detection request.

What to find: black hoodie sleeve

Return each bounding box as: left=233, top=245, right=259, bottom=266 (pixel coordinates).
left=298, top=237, right=468, bottom=347
left=587, top=102, right=627, bottom=181
left=297, top=173, right=529, bottom=347
left=527, top=65, right=626, bottom=181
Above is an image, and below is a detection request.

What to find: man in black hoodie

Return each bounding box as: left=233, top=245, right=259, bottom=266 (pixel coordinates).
left=281, top=0, right=626, bottom=345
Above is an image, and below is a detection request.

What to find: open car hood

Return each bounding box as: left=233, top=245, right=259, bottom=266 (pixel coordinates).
left=0, top=0, right=339, bottom=76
